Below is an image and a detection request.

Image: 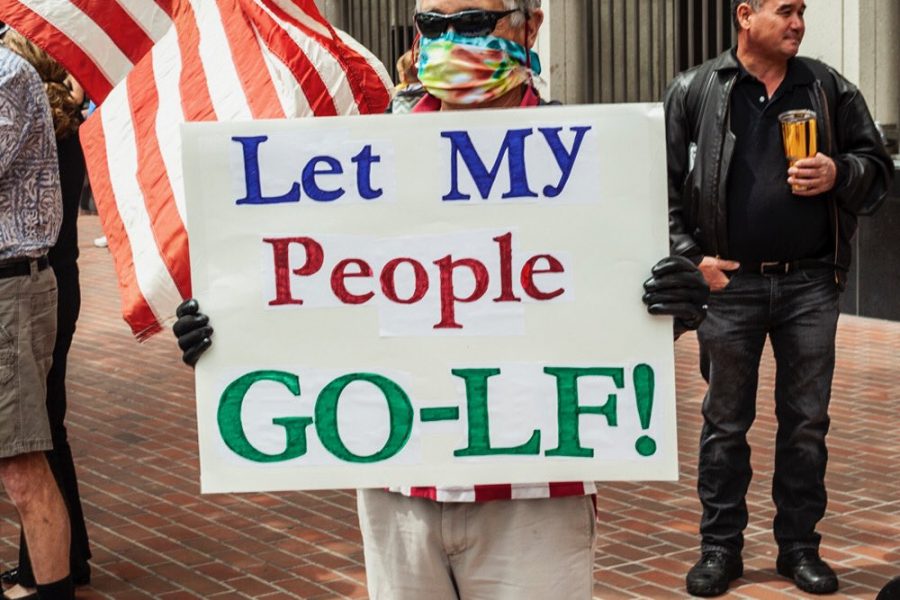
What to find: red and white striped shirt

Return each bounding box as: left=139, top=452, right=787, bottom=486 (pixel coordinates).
left=388, top=482, right=597, bottom=503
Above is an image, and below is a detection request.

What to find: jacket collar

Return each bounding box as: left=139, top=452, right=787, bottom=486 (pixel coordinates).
left=714, top=47, right=815, bottom=86
left=713, top=48, right=741, bottom=72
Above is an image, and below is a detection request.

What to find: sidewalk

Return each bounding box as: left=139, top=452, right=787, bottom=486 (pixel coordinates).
left=1, top=215, right=897, bottom=599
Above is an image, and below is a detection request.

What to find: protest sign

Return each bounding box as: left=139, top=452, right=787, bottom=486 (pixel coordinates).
left=181, top=104, right=677, bottom=493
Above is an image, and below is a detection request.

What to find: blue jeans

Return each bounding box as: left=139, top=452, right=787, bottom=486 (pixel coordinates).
left=696, top=267, right=839, bottom=556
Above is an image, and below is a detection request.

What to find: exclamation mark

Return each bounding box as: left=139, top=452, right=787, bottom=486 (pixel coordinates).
left=633, top=364, right=656, bottom=457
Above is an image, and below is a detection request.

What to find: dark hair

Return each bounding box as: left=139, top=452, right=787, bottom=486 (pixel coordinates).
left=1, top=30, right=82, bottom=139
left=732, top=0, right=763, bottom=30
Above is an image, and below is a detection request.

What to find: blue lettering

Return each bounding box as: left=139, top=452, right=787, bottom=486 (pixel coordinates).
left=538, top=126, right=592, bottom=197
left=302, top=156, right=345, bottom=202
left=442, top=129, right=538, bottom=201
left=233, top=136, right=301, bottom=205
left=352, top=145, right=383, bottom=200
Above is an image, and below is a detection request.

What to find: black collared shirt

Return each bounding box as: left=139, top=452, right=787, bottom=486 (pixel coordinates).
left=726, top=55, right=830, bottom=262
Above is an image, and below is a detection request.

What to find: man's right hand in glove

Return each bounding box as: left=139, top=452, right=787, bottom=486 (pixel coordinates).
left=173, top=299, right=212, bottom=367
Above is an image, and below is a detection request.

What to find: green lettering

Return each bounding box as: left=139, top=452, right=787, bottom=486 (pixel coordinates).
left=453, top=368, right=541, bottom=457
left=315, top=373, right=413, bottom=463
left=217, top=370, right=314, bottom=463
left=544, top=367, right=623, bottom=458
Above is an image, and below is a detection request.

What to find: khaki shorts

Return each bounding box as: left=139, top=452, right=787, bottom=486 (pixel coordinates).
left=0, top=265, right=57, bottom=458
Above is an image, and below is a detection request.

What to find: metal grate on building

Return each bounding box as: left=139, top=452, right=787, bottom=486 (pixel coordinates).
left=581, top=0, right=734, bottom=104
left=334, top=0, right=417, bottom=82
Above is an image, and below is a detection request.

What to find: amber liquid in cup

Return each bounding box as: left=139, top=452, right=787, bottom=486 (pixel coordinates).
left=779, top=109, right=817, bottom=192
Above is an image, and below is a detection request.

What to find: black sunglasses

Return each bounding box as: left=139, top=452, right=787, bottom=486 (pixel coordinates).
left=414, top=9, right=523, bottom=39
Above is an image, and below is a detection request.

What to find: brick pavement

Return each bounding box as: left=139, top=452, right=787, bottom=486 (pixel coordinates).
left=1, top=214, right=897, bottom=599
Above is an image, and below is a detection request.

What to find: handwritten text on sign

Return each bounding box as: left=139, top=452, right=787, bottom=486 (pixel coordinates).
left=182, top=104, right=677, bottom=493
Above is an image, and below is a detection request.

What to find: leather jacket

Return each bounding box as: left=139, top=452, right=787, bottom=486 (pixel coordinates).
left=664, top=49, right=894, bottom=287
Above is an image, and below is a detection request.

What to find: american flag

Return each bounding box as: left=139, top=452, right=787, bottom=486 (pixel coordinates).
left=1, top=0, right=393, bottom=339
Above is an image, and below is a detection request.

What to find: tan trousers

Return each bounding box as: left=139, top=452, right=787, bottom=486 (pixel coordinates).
left=357, top=489, right=597, bottom=600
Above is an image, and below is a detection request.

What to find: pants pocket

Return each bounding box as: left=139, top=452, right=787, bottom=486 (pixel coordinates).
left=30, top=286, right=58, bottom=373
left=0, top=347, right=13, bottom=385
left=0, top=301, right=15, bottom=385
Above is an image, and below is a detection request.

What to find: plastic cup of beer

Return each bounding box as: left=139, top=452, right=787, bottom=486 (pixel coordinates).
left=779, top=109, right=817, bottom=192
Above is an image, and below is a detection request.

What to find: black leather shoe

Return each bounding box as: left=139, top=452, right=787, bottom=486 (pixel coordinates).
left=877, top=575, right=900, bottom=600
left=0, top=569, right=15, bottom=586
left=1, top=588, right=37, bottom=600
left=0, top=566, right=89, bottom=588
left=776, top=549, right=839, bottom=594
left=686, top=551, right=743, bottom=597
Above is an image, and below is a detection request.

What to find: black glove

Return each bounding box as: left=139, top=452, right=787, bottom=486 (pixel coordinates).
left=173, top=298, right=213, bottom=367
left=642, top=256, right=709, bottom=338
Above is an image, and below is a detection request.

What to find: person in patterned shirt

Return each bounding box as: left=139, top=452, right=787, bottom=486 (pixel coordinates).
left=174, top=1, right=708, bottom=598
left=0, top=34, right=75, bottom=600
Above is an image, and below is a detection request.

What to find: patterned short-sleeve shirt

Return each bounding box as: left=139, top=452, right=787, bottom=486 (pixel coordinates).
left=0, top=46, right=61, bottom=260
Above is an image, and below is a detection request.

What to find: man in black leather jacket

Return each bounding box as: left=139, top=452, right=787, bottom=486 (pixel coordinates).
left=664, top=1, right=894, bottom=597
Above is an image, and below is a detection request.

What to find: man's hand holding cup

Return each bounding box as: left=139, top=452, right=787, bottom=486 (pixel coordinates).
left=787, top=152, right=838, bottom=197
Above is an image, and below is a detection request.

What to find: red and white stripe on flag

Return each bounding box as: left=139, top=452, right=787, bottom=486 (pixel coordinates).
left=0, top=0, right=392, bottom=340
left=0, top=0, right=175, bottom=104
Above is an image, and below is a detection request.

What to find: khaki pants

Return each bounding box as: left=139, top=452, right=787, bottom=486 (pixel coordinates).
left=357, top=489, right=597, bottom=600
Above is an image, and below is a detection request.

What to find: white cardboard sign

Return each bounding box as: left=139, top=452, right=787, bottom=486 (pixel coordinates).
left=181, top=103, right=677, bottom=493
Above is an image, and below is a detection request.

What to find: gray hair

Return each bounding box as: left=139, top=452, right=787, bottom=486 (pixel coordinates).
left=732, top=0, right=764, bottom=30
left=415, top=0, right=541, bottom=28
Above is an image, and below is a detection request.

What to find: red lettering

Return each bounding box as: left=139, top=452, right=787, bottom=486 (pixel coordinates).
left=521, top=255, right=565, bottom=300
left=381, top=258, right=429, bottom=304
left=262, top=233, right=567, bottom=327
left=264, top=237, right=324, bottom=306
left=433, top=256, right=490, bottom=329
left=493, top=232, right=521, bottom=303
left=331, top=259, right=374, bottom=304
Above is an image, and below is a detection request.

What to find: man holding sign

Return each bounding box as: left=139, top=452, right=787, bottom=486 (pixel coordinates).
left=175, top=0, right=707, bottom=597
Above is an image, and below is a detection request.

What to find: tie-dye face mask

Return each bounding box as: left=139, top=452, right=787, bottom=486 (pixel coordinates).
left=417, top=31, right=542, bottom=106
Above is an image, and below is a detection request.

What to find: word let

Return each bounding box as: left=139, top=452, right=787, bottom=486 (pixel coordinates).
left=233, top=136, right=382, bottom=204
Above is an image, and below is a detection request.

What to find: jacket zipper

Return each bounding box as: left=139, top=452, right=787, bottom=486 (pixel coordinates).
left=716, top=76, right=737, bottom=257
left=813, top=82, right=840, bottom=284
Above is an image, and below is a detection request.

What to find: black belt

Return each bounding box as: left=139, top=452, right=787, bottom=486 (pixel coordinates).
left=0, top=256, right=50, bottom=280
left=738, top=259, right=831, bottom=276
